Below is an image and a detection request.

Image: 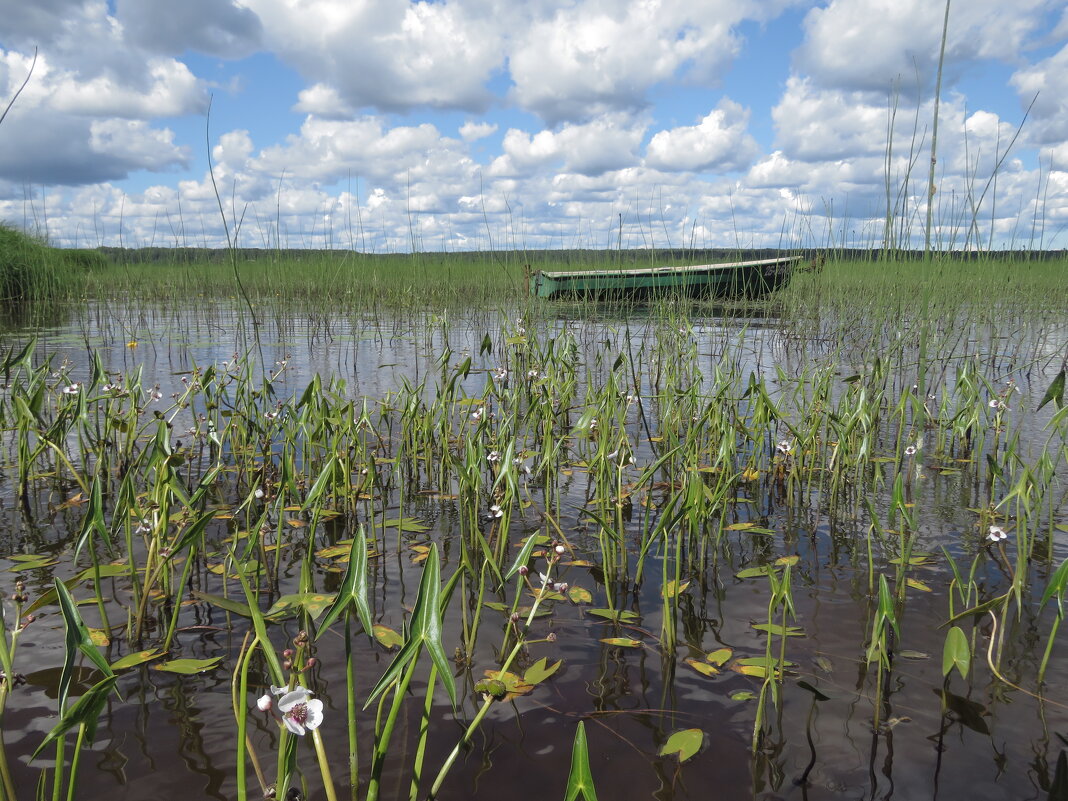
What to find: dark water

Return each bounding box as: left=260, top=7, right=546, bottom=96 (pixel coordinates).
left=1, top=299, right=1066, bottom=801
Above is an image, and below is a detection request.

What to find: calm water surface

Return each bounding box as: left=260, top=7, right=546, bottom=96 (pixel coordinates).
left=1, top=299, right=1066, bottom=801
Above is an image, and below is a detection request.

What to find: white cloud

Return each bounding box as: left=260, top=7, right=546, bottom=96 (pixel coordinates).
left=114, top=0, right=262, bottom=57
left=459, top=121, right=497, bottom=142
left=1011, top=44, right=1068, bottom=145
left=508, top=0, right=751, bottom=124
left=293, top=84, right=357, bottom=119
left=645, top=99, right=759, bottom=173
left=494, top=114, right=646, bottom=177
left=771, top=76, right=889, bottom=162
left=243, top=0, right=503, bottom=112
left=795, top=0, right=1053, bottom=92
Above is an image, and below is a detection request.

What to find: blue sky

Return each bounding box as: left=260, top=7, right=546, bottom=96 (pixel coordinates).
left=1, top=0, right=1066, bottom=252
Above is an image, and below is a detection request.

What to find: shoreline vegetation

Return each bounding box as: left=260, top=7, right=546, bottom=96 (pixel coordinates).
left=2, top=222, right=1066, bottom=317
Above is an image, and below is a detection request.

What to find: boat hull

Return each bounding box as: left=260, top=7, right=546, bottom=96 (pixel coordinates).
left=531, top=256, right=800, bottom=300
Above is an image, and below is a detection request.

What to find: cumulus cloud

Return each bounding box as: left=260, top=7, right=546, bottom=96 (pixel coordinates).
left=459, top=121, right=498, bottom=142
left=508, top=0, right=749, bottom=124
left=795, top=0, right=1053, bottom=92
left=770, top=77, right=892, bottom=162
left=1011, top=44, right=1068, bottom=145
left=114, top=0, right=263, bottom=58
left=645, top=99, right=759, bottom=173
left=492, top=114, right=646, bottom=177
left=242, top=0, right=503, bottom=113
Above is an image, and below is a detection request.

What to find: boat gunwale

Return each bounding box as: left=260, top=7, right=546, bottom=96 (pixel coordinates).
left=535, top=255, right=802, bottom=281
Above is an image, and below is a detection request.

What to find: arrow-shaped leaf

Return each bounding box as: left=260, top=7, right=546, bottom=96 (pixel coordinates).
left=364, top=543, right=456, bottom=710
left=317, top=527, right=374, bottom=638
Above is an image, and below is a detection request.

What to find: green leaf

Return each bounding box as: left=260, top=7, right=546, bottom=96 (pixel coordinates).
left=523, top=657, right=562, bottom=686
left=586, top=608, right=639, bottom=623
left=111, top=649, right=166, bottom=671
left=658, top=728, right=704, bottom=763
left=155, top=657, right=223, bottom=674
left=364, top=543, right=456, bottom=711
left=32, top=675, right=118, bottom=759
left=564, top=721, right=598, bottom=801
left=942, top=626, right=970, bottom=680
left=567, top=586, right=593, bottom=604
left=381, top=517, right=431, bottom=533
left=600, top=638, right=643, bottom=648
left=264, top=593, right=337, bottom=621
left=735, top=566, right=775, bottom=579
left=191, top=591, right=253, bottom=618
left=1037, top=368, right=1065, bottom=412
left=730, top=690, right=756, bottom=701
left=54, top=579, right=114, bottom=711
left=751, top=623, right=805, bottom=637
left=372, top=625, right=403, bottom=649
left=706, top=648, right=732, bottom=666
left=316, top=527, right=375, bottom=639
left=684, top=658, right=718, bottom=677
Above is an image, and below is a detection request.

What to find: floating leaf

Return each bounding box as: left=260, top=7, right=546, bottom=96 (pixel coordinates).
left=381, top=517, right=431, bottom=533
left=88, top=628, right=110, bottom=647
left=906, top=577, right=932, bottom=592
left=524, top=657, right=562, bottom=686
left=685, top=658, right=718, bottom=677
left=735, top=566, right=775, bottom=579
left=942, top=626, right=970, bottom=680
left=733, top=664, right=767, bottom=678
left=111, top=649, right=165, bottom=671
left=600, top=638, right=643, bottom=648
left=814, top=655, right=833, bottom=673
left=191, top=591, right=253, bottom=618
left=265, top=593, right=336, bottom=622
left=751, top=623, right=805, bottom=637
left=483, top=669, right=534, bottom=701
left=725, top=522, right=755, bottom=531
left=774, top=555, right=800, bottom=567
left=899, top=650, right=929, bottom=660
left=568, top=586, right=593, bottom=604
left=372, top=625, right=403, bottom=649
left=659, top=728, right=704, bottom=762
left=587, top=608, right=639, bottom=623
left=731, top=690, right=756, bottom=701
left=155, top=657, right=222, bottom=674
left=706, top=648, right=732, bottom=666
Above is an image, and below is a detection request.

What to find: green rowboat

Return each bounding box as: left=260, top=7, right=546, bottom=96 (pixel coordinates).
left=530, top=255, right=803, bottom=300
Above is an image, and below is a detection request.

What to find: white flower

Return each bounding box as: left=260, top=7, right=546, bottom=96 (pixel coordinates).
left=487, top=450, right=501, bottom=463
left=62, top=383, right=81, bottom=395
left=987, top=526, right=1008, bottom=543
left=278, top=687, right=324, bottom=736
left=490, top=504, right=503, bottom=519
left=904, top=445, right=917, bottom=456
left=470, top=408, right=483, bottom=423
left=776, top=440, right=792, bottom=455
left=492, top=366, right=508, bottom=382
left=526, top=369, right=540, bottom=381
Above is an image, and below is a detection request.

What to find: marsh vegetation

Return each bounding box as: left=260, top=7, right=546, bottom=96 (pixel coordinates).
left=0, top=246, right=1065, bottom=800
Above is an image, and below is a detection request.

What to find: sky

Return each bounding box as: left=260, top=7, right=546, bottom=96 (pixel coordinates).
left=1, top=0, right=1066, bottom=253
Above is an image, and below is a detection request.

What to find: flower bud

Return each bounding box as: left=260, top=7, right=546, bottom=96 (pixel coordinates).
left=257, top=694, right=273, bottom=711
left=518, top=565, right=529, bottom=576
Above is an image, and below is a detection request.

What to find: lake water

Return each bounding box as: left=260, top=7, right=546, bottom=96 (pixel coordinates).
left=1, top=298, right=1066, bottom=800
